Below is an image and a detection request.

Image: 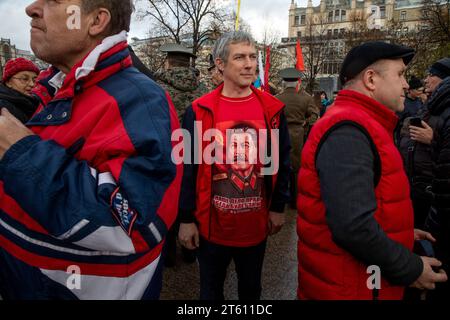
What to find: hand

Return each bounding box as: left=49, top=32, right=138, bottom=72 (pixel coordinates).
left=178, top=223, right=199, bottom=250
left=0, top=108, right=34, bottom=159
left=410, top=256, right=448, bottom=290
left=414, top=229, right=436, bottom=242
left=268, top=212, right=285, bottom=236
left=410, top=121, right=433, bottom=145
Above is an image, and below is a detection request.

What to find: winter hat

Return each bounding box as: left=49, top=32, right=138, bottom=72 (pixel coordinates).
left=408, top=76, right=423, bottom=90
left=340, top=41, right=414, bottom=85
left=2, top=58, right=40, bottom=83
left=428, top=57, right=450, bottom=80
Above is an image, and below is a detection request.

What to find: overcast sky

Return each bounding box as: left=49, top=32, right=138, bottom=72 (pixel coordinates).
left=0, top=0, right=319, bottom=52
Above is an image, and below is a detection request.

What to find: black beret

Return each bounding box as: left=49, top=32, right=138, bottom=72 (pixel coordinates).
left=339, top=41, right=415, bottom=85
left=428, top=57, right=450, bottom=80
left=279, top=67, right=303, bottom=82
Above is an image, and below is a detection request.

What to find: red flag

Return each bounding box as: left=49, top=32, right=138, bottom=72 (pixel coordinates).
left=264, top=46, right=271, bottom=93
left=296, top=40, right=305, bottom=72
left=296, top=40, right=305, bottom=92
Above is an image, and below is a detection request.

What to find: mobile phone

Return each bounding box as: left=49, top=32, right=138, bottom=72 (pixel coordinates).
left=416, top=239, right=435, bottom=258
left=410, top=117, right=423, bottom=128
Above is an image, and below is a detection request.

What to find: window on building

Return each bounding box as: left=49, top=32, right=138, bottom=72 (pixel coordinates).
left=327, top=29, right=332, bottom=37
left=341, top=10, right=346, bottom=22
left=300, top=15, right=306, bottom=25
left=333, top=29, right=339, bottom=36
left=297, top=31, right=302, bottom=39
left=328, top=11, right=333, bottom=22
left=294, top=15, right=300, bottom=26
left=335, top=10, right=340, bottom=22
left=400, top=11, right=406, bottom=20
left=380, top=6, right=385, bottom=18
left=340, top=28, right=345, bottom=34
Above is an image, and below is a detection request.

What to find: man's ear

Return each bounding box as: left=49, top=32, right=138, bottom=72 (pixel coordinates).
left=362, top=69, right=377, bottom=91
left=88, top=8, right=111, bottom=37
left=216, top=58, right=225, bottom=74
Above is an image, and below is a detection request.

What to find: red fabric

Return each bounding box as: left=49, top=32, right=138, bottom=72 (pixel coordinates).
left=191, top=84, right=285, bottom=247
left=264, top=46, right=271, bottom=93
left=0, top=43, right=181, bottom=278
left=297, top=90, right=414, bottom=300
left=2, top=57, right=40, bottom=82
left=296, top=40, right=305, bottom=72
left=208, top=93, right=268, bottom=246
left=0, top=234, right=163, bottom=277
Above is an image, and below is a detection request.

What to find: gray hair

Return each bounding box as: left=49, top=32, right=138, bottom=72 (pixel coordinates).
left=212, top=31, right=256, bottom=63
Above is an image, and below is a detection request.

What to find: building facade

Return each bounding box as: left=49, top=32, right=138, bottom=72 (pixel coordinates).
left=283, top=0, right=428, bottom=94
left=0, top=38, right=17, bottom=79
left=1, top=38, right=47, bottom=80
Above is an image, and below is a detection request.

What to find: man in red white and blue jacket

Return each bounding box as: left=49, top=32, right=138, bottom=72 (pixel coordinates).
left=0, top=0, right=182, bottom=300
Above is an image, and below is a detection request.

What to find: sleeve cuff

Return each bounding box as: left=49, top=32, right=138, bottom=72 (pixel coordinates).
left=178, top=209, right=196, bottom=224
left=0, top=135, right=41, bottom=178
left=397, top=253, right=424, bottom=286
left=269, top=202, right=286, bottom=213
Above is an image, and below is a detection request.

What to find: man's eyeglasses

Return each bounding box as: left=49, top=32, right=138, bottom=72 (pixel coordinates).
left=11, top=76, right=37, bottom=85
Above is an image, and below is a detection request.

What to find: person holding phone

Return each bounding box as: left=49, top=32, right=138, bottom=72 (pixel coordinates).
left=423, top=57, right=450, bottom=301
left=397, top=112, right=435, bottom=230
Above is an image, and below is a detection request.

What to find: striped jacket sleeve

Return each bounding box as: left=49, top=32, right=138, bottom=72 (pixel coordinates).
left=0, top=91, right=182, bottom=255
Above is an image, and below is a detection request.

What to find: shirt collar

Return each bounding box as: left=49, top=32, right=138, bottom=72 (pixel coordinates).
left=48, top=71, right=66, bottom=94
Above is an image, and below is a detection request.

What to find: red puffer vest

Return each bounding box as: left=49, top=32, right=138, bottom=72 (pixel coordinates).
left=297, top=90, right=414, bottom=300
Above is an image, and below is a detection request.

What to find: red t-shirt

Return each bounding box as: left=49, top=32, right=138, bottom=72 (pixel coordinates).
left=209, top=93, right=269, bottom=247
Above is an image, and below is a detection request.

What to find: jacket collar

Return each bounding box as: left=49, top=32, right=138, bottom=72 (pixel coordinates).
left=196, top=83, right=285, bottom=122
left=42, top=31, right=130, bottom=101
left=335, top=89, right=399, bottom=133
left=28, top=31, right=132, bottom=126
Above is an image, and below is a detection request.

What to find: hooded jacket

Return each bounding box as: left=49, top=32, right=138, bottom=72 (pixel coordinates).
left=0, top=32, right=182, bottom=300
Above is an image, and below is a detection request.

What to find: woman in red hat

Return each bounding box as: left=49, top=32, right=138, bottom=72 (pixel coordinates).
left=0, top=57, right=40, bottom=123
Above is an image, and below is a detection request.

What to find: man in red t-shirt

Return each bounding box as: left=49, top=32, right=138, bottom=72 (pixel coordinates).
left=178, top=31, right=291, bottom=300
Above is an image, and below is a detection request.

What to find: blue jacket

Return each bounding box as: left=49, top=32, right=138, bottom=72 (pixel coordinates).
left=0, top=33, right=182, bottom=300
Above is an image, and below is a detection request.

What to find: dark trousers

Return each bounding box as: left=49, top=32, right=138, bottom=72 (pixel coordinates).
left=411, top=187, right=432, bottom=229
left=289, top=171, right=298, bottom=209
left=198, top=238, right=267, bottom=301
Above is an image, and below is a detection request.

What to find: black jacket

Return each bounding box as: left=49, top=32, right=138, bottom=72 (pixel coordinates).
left=0, top=83, right=39, bottom=123
left=426, top=77, right=450, bottom=263
left=397, top=107, right=434, bottom=191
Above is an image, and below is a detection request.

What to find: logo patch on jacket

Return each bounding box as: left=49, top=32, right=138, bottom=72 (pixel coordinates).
left=111, top=189, right=138, bottom=235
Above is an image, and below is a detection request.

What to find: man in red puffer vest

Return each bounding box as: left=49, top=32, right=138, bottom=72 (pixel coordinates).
left=297, top=42, right=448, bottom=300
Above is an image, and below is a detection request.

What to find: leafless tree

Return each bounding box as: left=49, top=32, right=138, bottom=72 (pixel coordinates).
left=343, top=10, right=389, bottom=48
left=142, top=0, right=189, bottom=43
left=141, top=0, right=226, bottom=66
left=421, top=0, right=450, bottom=44
left=259, top=27, right=291, bottom=92
left=301, top=14, right=334, bottom=93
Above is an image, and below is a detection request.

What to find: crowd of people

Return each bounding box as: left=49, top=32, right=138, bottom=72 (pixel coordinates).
left=0, top=0, right=449, bottom=301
